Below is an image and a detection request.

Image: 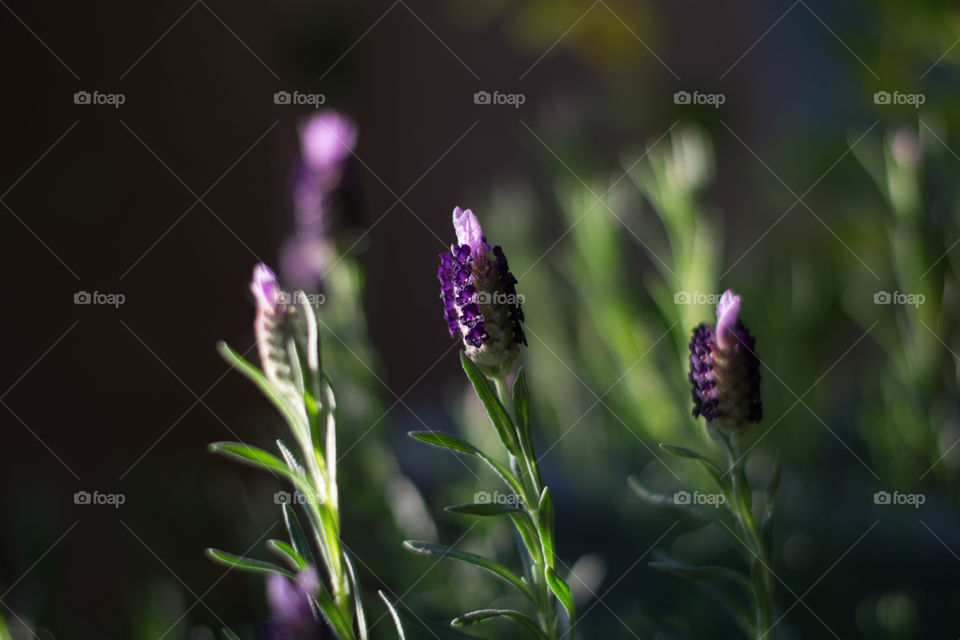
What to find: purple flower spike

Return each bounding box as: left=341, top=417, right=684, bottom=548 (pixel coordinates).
left=299, top=111, right=357, bottom=174
left=266, top=572, right=313, bottom=628
left=438, top=207, right=526, bottom=377
left=689, top=290, right=761, bottom=434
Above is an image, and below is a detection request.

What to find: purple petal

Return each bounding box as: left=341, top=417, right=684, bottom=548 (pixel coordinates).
left=266, top=573, right=310, bottom=625
left=453, top=207, right=484, bottom=256
left=715, top=289, right=741, bottom=352
left=251, top=263, right=281, bottom=309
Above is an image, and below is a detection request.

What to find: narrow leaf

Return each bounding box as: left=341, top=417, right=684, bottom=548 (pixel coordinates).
left=627, top=476, right=710, bottom=521
left=206, top=548, right=295, bottom=579
left=221, top=628, right=242, bottom=640
left=282, top=504, right=317, bottom=569
left=537, top=487, right=556, bottom=569
left=660, top=444, right=724, bottom=482
left=267, top=539, right=306, bottom=571
left=403, top=541, right=535, bottom=602
left=650, top=560, right=750, bottom=587
left=545, top=567, right=576, bottom=626
left=309, top=593, right=355, bottom=640
left=445, top=502, right=525, bottom=517
left=379, top=591, right=406, bottom=640
left=343, top=552, right=368, bottom=640
left=408, top=431, right=526, bottom=502
left=452, top=609, right=548, bottom=640
left=460, top=352, right=519, bottom=455
left=217, top=342, right=308, bottom=440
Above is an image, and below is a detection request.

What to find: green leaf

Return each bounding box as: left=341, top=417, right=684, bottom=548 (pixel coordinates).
left=217, top=342, right=308, bottom=440
left=221, top=628, right=243, bottom=640
left=267, top=539, right=306, bottom=571
left=408, top=431, right=526, bottom=502
left=276, top=439, right=305, bottom=475
left=626, top=476, right=710, bottom=521
left=403, top=541, right=535, bottom=603
left=452, top=609, right=548, bottom=640
left=660, top=444, right=725, bottom=483
left=323, top=378, right=339, bottom=512
left=510, top=512, right=543, bottom=565
left=537, top=487, right=556, bottom=569
left=282, top=504, right=317, bottom=569
left=343, top=552, right=368, bottom=640
left=545, top=567, right=576, bottom=626
left=378, top=591, right=406, bottom=640
left=206, top=548, right=296, bottom=579
left=210, top=442, right=294, bottom=480
left=460, top=352, right=519, bottom=455
left=445, top=502, right=525, bottom=517
left=309, top=592, right=355, bottom=640
left=650, top=560, right=750, bottom=587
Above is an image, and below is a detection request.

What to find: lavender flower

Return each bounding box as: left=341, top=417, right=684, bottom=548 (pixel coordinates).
left=282, top=111, right=357, bottom=293
left=689, top=290, right=761, bottom=432
left=438, top=207, right=526, bottom=377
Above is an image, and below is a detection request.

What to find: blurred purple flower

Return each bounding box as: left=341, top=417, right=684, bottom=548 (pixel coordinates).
left=281, top=111, right=357, bottom=293
left=438, top=207, right=525, bottom=377
left=262, top=567, right=321, bottom=640
left=689, top=289, right=761, bottom=432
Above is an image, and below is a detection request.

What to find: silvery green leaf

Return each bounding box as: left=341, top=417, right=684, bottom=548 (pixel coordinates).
left=343, top=552, right=368, bottom=640
left=537, top=487, right=556, bottom=569
left=545, top=567, right=576, bottom=626
left=408, top=432, right=527, bottom=502
left=206, top=548, right=296, bottom=579
left=650, top=560, right=750, bottom=587
left=403, top=541, right=535, bottom=603
left=444, top=502, right=525, bottom=517
left=267, top=539, right=306, bottom=571
left=282, top=504, right=316, bottom=569
left=378, top=591, right=406, bottom=640
left=221, top=628, right=242, bottom=640
left=452, top=609, right=548, bottom=639
left=627, top=476, right=710, bottom=521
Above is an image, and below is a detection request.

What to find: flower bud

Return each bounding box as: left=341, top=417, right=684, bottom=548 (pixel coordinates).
left=689, top=290, right=761, bottom=433
left=438, top=207, right=526, bottom=377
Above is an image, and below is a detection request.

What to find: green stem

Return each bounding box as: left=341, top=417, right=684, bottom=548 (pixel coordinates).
left=492, top=374, right=565, bottom=640
left=718, top=432, right=773, bottom=640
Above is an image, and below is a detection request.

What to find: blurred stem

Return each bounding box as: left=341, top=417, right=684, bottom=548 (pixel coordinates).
left=716, top=429, right=774, bottom=639
left=492, top=374, right=564, bottom=640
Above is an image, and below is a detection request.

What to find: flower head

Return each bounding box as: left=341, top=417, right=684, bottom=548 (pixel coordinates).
left=438, top=207, right=525, bottom=377
left=689, top=290, right=761, bottom=433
